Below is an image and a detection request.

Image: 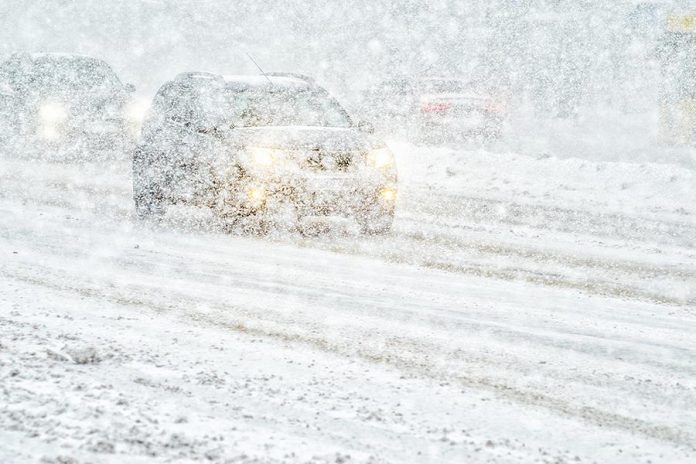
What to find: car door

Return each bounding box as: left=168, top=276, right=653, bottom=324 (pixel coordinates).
left=0, top=58, right=22, bottom=134
left=160, top=81, right=203, bottom=203
left=135, top=81, right=194, bottom=204
left=0, top=63, right=14, bottom=135
left=165, top=80, right=228, bottom=205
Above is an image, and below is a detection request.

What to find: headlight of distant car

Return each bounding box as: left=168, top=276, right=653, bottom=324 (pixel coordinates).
left=367, top=147, right=394, bottom=169
left=247, top=147, right=285, bottom=167
left=38, top=101, right=68, bottom=124
left=124, top=97, right=151, bottom=123
left=37, top=101, right=68, bottom=141
left=124, top=97, right=151, bottom=137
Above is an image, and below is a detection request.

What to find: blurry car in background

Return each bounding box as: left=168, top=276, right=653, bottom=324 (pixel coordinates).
left=363, top=77, right=508, bottom=143
left=133, top=72, right=397, bottom=234
left=0, top=52, right=143, bottom=153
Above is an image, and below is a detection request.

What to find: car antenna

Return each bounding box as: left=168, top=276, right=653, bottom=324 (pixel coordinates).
left=247, top=53, right=273, bottom=85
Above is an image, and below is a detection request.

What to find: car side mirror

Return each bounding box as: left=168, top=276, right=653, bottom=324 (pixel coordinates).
left=197, top=126, right=217, bottom=135
left=125, top=83, right=136, bottom=93
left=197, top=117, right=231, bottom=136
left=357, top=120, right=375, bottom=134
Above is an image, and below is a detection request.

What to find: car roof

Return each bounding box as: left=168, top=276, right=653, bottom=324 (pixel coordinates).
left=169, top=73, right=316, bottom=92
left=222, top=74, right=314, bottom=91
left=25, top=52, right=104, bottom=63
left=378, top=77, right=468, bottom=84
left=173, top=71, right=223, bottom=83
left=7, top=52, right=111, bottom=69
left=418, top=77, right=469, bottom=84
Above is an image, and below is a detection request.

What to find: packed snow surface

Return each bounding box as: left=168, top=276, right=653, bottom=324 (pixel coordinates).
left=1, top=143, right=695, bottom=463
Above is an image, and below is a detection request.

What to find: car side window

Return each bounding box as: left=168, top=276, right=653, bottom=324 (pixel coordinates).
left=167, top=83, right=200, bottom=126
left=0, top=61, right=12, bottom=84
left=148, top=82, right=194, bottom=125
left=142, top=81, right=193, bottom=139
left=0, top=57, right=23, bottom=91
left=150, top=82, right=175, bottom=116
left=149, top=80, right=227, bottom=134
left=194, top=84, right=229, bottom=128
left=140, top=82, right=173, bottom=137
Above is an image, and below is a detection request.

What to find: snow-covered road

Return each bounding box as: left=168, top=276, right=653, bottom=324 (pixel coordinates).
left=1, top=146, right=695, bottom=463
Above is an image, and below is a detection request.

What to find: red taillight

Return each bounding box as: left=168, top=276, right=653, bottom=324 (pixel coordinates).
left=421, top=101, right=452, bottom=113
left=485, top=100, right=504, bottom=114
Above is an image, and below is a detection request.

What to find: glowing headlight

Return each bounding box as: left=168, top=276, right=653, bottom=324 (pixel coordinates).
left=247, top=186, right=266, bottom=203
left=248, top=147, right=284, bottom=167
left=379, top=187, right=397, bottom=202
left=38, top=102, right=68, bottom=124
left=367, top=147, right=395, bottom=169
left=124, top=97, right=151, bottom=123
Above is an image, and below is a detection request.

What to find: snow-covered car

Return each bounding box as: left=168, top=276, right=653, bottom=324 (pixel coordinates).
left=0, top=52, right=140, bottom=151
left=132, top=72, right=397, bottom=234
left=363, top=77, right=507, bottom=142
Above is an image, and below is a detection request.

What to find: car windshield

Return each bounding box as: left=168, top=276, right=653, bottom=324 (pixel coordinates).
left=25, top=58, right=121, bottom=91
left=227, top=88, right=352, bottom=128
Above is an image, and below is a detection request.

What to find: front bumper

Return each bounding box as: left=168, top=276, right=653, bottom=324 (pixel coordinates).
left=34, top=118, right=132, bottom=145
left=217, top=172, right=397, bottom=219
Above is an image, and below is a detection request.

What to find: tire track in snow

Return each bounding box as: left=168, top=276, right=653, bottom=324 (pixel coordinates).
left=403, top=190, right=696, bottom=248
left=1, top=191, right=694, bottom=309
left=290, top=232, right=696, bottom=309
left=3, top=158, right=695, bottom=309
left=2, top=262, right=695, bottom=452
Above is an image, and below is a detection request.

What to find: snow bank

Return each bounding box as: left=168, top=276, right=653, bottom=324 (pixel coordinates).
left=393, top=141, right=696, bottom=225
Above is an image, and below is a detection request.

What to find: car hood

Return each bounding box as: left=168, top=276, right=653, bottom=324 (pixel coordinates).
left=227, top=126, right=376, bottom=152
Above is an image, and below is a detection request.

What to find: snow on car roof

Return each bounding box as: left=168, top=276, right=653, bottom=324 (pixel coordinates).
left=222, top=74, right=313, bottom=90
left=25, top=52, right=105, bottom=63
left=418, top=77, right=467, bottom=82
left=173, top=71, right=223, bottom=83
left=14, top=53, right=112, bottom=70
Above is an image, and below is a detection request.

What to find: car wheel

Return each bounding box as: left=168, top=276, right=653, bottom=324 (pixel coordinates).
left=482, top=120, right=503, bottom=142
left=132, top=149, right=167, bottom=220
left=358, top=205, right=394, bottom=235
left=134, top=190, right=166, bottom=220
left=222, top=213, right=271, bottom=236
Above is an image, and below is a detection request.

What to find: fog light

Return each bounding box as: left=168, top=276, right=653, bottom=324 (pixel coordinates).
left=379, top=188, right=397, bottom=202
left=38, top=101, right=68, bottom=124
left=125, top=97, right=151, bottom=123
left=125, top=97, right=152, bottom=138
left=247, top=187, right=266, bottom=205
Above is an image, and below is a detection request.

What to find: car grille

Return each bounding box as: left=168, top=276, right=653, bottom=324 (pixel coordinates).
left=301, top=150, right=355, bottom=172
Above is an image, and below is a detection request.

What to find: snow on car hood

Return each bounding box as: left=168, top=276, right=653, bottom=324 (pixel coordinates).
left=227, top=126, right=376, bottom=152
